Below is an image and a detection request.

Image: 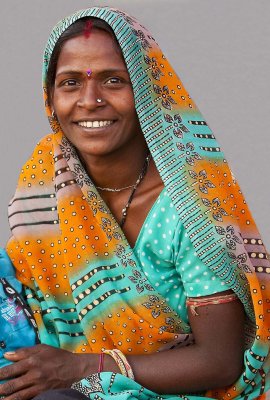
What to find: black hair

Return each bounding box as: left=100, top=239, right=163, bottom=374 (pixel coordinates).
left=46, top=17, right=120, bottom=105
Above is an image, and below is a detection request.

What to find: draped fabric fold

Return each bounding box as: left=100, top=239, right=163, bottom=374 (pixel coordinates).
left=6, top=6, right=270, bottom=399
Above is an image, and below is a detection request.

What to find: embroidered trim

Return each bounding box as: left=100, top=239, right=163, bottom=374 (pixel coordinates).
left=186, top=293, right=238, bottom=316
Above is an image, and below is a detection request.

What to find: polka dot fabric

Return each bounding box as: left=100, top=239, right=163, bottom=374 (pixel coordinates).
left=6, top=6, right=270, bottom=400
left=134, top=189, right=230, bottom=323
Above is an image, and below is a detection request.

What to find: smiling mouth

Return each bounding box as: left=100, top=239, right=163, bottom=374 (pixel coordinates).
left=77, top=120, right=114, bottom=128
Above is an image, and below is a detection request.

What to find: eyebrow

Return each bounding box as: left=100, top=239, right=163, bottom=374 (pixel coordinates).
left=55, top=68, right=129, bottom=78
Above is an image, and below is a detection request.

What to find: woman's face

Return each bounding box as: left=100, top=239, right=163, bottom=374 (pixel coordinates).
left=52, top=29, right=142, bottom=160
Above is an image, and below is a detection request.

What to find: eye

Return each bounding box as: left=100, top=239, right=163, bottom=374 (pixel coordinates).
left=105, top=77, right=123, bottom=85
left=63, top=79, right=79, bottom=86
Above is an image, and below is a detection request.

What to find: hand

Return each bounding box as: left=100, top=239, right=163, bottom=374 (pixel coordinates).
left=0, top=344, right=98, bottom=400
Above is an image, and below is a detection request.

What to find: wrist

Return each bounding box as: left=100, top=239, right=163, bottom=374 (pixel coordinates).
left=102, top=349, right=134, bottom=379
left=73, top=353, right=100, bottom=380
left=103, top=353, right=122, bottom=374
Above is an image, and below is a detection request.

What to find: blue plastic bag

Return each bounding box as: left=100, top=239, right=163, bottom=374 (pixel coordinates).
left=0, top=248, right=38, bottom=378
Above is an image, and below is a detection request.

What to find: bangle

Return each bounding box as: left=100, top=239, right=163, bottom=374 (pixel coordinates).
left=98, top=352, right=104, bottom=373
left=103, top=349, right=134, bottom=380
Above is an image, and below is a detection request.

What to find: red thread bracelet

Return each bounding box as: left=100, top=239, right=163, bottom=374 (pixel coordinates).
left=98, top=352, right=104, bottom=373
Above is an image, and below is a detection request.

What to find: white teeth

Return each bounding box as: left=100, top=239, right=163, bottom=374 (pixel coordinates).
left=78, top=120, right=113, bottom=128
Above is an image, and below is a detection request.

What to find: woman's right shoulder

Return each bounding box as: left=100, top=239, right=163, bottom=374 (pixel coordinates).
left=16, top=133, right=56, bottom=190
left=22, top=134, right=54, bottom=167
left=34, top=133, right=55, bottom=153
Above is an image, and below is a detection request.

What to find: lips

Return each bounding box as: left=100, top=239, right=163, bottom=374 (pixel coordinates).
left=77, top=120, right=114, bottom=128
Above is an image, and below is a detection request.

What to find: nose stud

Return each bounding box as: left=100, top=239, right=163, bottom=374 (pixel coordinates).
left=96, top=98, right=102, bottom=103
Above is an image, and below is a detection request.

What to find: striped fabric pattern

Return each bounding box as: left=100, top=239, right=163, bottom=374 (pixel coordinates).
left=6, top=7, right=270, bottom=399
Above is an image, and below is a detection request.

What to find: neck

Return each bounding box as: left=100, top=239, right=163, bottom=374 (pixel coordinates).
left=79, top=139, right=149, bottom=189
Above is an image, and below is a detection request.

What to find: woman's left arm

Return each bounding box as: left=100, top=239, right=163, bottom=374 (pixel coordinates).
left=127, top=293, right=245, bottom=393
left=0, top=294, right=245, bottom=398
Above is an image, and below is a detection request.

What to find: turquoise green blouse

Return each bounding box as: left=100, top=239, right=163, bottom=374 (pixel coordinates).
left=134, top=189, right=230, bottom=323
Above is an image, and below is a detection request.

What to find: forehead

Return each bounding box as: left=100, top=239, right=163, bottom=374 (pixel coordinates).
left=56, top=30, right=126, bottom=73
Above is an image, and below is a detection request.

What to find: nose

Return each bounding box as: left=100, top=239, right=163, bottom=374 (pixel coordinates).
left=77, top=82, right=104, bottom=110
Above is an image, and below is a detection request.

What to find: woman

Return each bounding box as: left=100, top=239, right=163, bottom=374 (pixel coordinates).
left=0, top=6, right=269, bottom=400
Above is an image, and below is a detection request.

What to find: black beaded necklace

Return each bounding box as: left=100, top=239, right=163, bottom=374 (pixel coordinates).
left=96, top=153, right=151, bottom=228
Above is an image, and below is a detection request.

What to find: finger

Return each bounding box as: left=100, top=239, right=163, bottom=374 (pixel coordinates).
left=4, top=344, right=45, bottom=361
left=0, top=359, right=28, bottom=380
left=0, top=363, right=46, bottom=398
left=0, top=375, right=28, bottom=397
left=0, top=370, right=42, bottom=400
left=3, top=385, right=41, bottom=400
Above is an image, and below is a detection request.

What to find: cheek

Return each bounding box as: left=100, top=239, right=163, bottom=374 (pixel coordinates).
left=54, top=105, right=70, bottom=124
left=121, top=95, right=136, bottom=118
left=53, top=93, right=73, bottom=117
left=126, top=99, right=139, bottom=124
left=117, top=86, right=136, bottom=111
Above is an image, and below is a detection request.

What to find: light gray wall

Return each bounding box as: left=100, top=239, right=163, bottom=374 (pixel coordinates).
left=0, top=0, right=269, bottom=248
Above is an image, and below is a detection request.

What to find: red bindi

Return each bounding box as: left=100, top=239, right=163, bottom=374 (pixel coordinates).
left=84, top=21, right=93, bottom=38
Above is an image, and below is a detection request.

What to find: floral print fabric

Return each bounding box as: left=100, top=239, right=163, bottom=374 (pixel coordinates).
left=6, top=6, right=270, bottom=399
